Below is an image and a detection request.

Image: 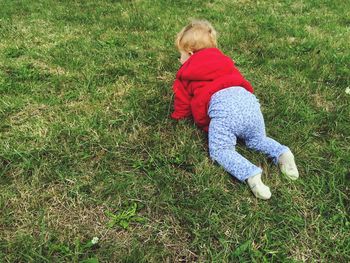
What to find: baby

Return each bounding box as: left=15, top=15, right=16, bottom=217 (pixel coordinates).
left=171, top=20, right=299, bottom=200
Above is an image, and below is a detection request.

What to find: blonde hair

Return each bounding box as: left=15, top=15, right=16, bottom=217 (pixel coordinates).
left=176, top=19, right=217, bottom=53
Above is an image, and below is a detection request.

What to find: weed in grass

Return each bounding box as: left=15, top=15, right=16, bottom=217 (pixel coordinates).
left=106, top=203, right=146, bottom=230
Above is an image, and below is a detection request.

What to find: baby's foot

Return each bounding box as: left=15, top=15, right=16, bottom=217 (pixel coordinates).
left=247, top=173, right=271, bottom=200
left=278, top=151, right=299, bottom=180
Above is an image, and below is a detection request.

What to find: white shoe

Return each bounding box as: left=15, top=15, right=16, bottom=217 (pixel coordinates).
left=278, top=151, right=299, bottom=180
left=247, top=173, right=272, bottom=200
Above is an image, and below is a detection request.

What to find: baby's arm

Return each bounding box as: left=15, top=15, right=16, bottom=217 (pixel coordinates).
left=171, top=79, right=192, bottom=119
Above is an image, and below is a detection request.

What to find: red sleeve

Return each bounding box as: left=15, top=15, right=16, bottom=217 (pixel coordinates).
left=171, top=79, right=192, bottom=119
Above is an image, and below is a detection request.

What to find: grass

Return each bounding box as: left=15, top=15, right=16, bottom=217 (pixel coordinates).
left=0, top=0, right=349, bottom=262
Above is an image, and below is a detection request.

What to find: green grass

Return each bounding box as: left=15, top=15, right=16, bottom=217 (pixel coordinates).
left=0, top=0, right=349, bottom=262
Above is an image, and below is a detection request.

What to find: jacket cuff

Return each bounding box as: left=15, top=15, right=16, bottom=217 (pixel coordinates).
left=171, top=112, right=189, bottom=119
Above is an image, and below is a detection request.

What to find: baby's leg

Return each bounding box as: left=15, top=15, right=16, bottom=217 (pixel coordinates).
left=209, top=118, right=261, bottom=181
left=208, top=118, right=271, bottom=199
left=243, top=110, right=299, bottom=179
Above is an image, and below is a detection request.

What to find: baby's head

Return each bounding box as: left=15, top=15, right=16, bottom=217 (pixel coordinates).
left=176, top=19, right=217, bottom=64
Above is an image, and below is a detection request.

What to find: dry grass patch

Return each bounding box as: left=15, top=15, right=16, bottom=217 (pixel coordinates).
left=312, top=93, right=335, bottom=112
left=2, top=183, right=136, bottom=246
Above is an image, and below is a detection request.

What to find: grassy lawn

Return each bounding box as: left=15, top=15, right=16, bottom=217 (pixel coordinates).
left=0, top=0, right=349, bottom=262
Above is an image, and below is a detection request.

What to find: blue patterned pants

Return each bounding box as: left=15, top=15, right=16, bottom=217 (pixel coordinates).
left=208, top=87, right=289, bottom=182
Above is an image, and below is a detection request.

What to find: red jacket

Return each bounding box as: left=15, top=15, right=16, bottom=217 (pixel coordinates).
left=171, top=48, right=254, bottom=132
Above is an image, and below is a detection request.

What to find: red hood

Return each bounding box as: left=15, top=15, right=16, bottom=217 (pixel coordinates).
left=176, top=48, right=235, bottom=81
